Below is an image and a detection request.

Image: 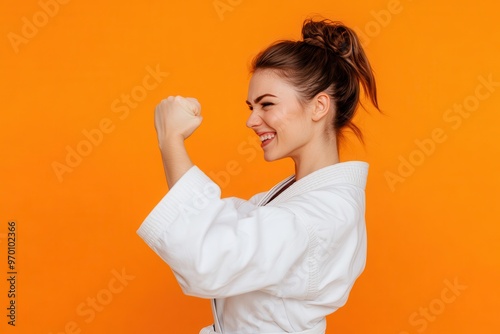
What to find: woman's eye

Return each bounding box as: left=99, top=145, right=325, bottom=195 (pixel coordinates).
left=261, top=102, right=273, bottom=108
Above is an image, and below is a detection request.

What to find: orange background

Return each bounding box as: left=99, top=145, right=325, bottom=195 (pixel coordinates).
left=1, top=0, right=499, bottom=333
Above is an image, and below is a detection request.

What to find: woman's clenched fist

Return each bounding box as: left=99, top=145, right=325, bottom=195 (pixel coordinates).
left=154, top=96, right=203, bottom=146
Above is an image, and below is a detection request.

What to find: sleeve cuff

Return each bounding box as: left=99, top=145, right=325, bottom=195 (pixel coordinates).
left=136, top=165, right=220, bottom=247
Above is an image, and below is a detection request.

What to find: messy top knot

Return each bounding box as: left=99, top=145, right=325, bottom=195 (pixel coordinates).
left=251, top=17, right=379, bottom=144
left=302, top=19, right=353, bottom=57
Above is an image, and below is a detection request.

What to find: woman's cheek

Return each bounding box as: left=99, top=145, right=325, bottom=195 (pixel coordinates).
left=267, top=110, right=285, bottom=126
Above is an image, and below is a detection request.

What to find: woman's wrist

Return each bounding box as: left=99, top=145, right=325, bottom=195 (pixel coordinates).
left=158, top=133, right=185, bottom=152
left=158, top=135, right=194, bottom=189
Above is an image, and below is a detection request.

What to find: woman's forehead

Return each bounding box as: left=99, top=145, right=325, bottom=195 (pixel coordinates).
left=248, top=70, right=295, bottom=100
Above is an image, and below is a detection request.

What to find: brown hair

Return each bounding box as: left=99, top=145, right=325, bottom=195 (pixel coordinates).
left=250, top=17, right=379, bottom=143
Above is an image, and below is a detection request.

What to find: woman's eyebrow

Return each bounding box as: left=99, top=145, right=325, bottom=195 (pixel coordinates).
left=245, top=94, right=277, bottom=105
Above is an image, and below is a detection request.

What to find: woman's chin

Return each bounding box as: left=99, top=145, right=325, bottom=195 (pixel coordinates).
left=263, top=152, right=284, bottom=162
left=263, top=153, right=275, bottom=162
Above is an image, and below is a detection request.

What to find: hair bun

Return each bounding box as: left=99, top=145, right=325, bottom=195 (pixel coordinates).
left=302, top=18, right=354, bottom=58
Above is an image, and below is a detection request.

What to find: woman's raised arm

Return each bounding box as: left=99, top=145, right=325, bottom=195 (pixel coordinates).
left=154, top=95, right=203, bottom=189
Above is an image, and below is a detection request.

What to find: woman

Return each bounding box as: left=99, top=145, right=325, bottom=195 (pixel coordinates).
left=138, top=17, right=379, bottom=334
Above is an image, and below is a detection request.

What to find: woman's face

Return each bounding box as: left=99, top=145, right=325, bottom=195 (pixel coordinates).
left=246, top=69, right=316, bottom=162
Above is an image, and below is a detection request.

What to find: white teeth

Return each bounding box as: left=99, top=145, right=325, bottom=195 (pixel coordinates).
left=259, top=133, right=276, bottom=142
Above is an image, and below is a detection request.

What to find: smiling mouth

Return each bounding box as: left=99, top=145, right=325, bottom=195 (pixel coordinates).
left=259, top=133, right=276, bottom=147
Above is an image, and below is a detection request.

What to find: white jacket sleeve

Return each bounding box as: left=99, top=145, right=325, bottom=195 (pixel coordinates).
left=137, top=166, right=311, bottom=299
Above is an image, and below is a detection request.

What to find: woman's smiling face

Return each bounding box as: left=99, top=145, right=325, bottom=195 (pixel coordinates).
left=246, top=69, right=316, bottom=162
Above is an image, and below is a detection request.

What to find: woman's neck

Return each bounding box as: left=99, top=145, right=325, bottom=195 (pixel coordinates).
left=292, top=136, right=339, bottom=181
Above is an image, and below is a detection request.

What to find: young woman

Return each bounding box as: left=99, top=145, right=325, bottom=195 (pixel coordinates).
left=138, top=17, right=379, bottom=334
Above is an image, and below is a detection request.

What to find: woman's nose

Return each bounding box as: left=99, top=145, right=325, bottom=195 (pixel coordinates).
left=246, top=109, right=262, bottom=129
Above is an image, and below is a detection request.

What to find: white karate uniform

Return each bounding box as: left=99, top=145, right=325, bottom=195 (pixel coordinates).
left=137, top=161, right=368, bottom=334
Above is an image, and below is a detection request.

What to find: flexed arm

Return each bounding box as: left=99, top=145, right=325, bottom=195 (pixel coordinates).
left=154, top=96, right=203, bottom=189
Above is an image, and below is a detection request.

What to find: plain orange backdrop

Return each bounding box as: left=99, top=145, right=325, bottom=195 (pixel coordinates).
left=1, top=0, right=499, bottom=333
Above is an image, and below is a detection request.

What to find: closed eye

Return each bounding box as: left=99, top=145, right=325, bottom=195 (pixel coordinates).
left=247, top=102, right=274, bottom=111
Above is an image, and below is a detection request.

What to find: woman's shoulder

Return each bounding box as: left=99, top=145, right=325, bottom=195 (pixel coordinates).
left=267, top=161, right=368, bottom=205
left=306, top=160, right=369, bottom=189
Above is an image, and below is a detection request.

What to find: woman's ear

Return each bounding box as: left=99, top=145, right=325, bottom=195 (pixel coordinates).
left=311, top=92, right=331, bottom=122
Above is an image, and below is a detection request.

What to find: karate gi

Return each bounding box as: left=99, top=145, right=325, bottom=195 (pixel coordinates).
left=137, top=161, right=368, bottom=334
